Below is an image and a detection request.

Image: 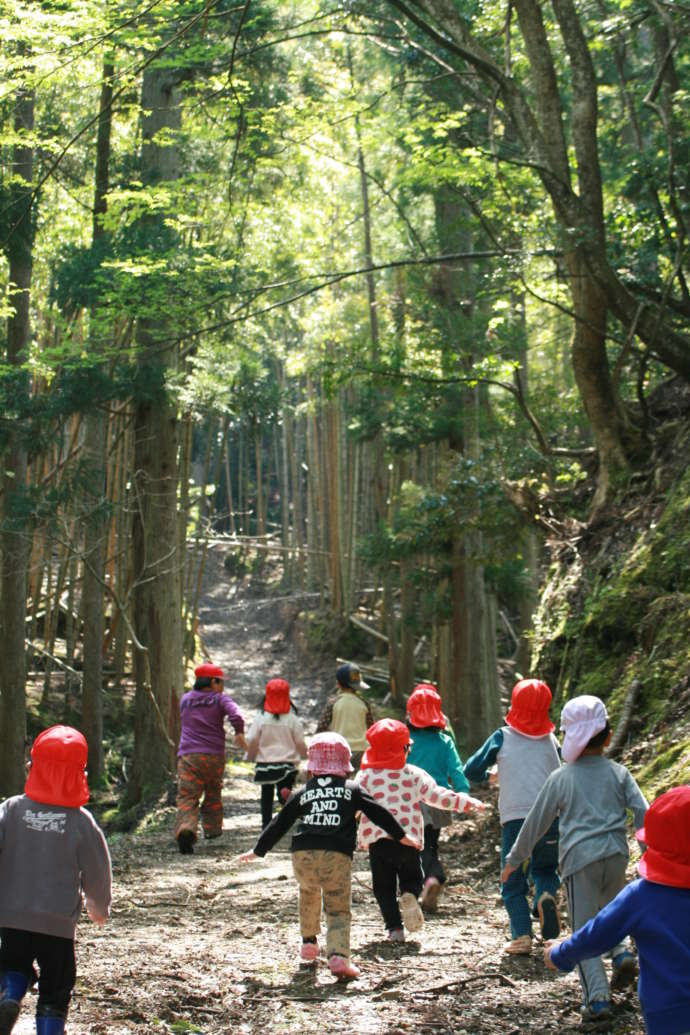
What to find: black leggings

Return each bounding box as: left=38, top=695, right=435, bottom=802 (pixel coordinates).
left=368, top=839, right=424, bottom=931
left=260, top=773, right=297, bottom=828
left=0, top=927, right=75, bottom=1018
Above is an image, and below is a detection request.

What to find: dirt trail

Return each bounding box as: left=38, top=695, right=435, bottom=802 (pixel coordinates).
left=14, top=545, right=646, bottom=1034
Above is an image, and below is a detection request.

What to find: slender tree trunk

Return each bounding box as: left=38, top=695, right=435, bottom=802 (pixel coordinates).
left=0, top=72, right=34, bottom=796
left=81, top=56, right=114, bottom=779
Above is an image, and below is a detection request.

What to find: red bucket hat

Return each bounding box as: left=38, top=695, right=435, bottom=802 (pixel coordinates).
left=25, top=725, right=90, bottom=808
left=265, top=678, right=291, bottom=715
left=361, top=719, right=411, bottom=771
left=194, top=663, right=225, bottom=680
left=307, top=732, right=353, bottom=776
left=407, top=684, right=446, bottom=729
left=637, top=786, right=690, bottom=888
left=505, top=679, right=555, bottom=738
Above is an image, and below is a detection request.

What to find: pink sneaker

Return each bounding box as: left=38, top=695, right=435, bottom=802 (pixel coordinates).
left=328, top=955, right=360, bottom=980
left=300, top=940, right=318, bottom=962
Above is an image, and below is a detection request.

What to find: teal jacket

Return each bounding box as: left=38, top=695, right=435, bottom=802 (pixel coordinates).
left=406, top=726, right=470, bottom=792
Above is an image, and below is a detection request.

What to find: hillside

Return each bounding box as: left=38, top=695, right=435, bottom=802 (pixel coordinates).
left=532, top=377, right=690, bottom=794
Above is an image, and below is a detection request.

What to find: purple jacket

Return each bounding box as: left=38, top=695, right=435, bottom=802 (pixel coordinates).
left=177, top=690, right=245, bottom=757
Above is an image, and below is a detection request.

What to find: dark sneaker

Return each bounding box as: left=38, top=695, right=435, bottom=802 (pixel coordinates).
left=581, top=1000, right=613, bottom=1024
left=420, top=877, right=443, bottom=913
left=611, top=950, right=637, bottom=990
left=0, top=1000, right=21, bottom=1035
left=537, top=892, right=561, bottom=940
left=177, top=830, right=196, bottom=855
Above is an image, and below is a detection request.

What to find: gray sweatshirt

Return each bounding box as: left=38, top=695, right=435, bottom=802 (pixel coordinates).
left=505, top=755, right=648, bottom=879
left=0, top=794, right=112, bottom=939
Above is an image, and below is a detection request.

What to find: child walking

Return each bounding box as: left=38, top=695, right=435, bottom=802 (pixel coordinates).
left=356, top=718, right=484, bottom=942
left=175, top=662, right=247, bottom=854
left=502, top=694, right=648, bottom=1023
left=464, top=678, right=562, bottom=954
left=544, top=785, right=690, bottom=1035
left=0, top=726, right=112, bottom=1035
left=405, top=684, right=471, bottom=912
left=238, top=732, right=417, bottom=980
left=246, top=678, right=308, bottom=829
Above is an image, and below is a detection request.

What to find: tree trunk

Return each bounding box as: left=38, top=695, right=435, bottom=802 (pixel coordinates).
left=129, top=67, right=184, bottom=803
left=0, top=72, right=34, bottom=796
left=81, top=56, right=114, bottom=779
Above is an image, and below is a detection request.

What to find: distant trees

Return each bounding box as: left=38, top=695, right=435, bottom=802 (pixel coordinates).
left=0, top=0, right=687, bottom=793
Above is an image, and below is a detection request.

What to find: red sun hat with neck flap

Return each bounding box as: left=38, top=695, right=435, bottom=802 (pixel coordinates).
left=195, top=663, right=224, bottom=681
left=265, top=678, right=291, bottom=715
left=406, top=684, right=446, bottom=729
left=637, top=785, right=690, bottom=888
left=361, top=718, right=411, bottom=770
left=25, top=725, right=90, bottom=808
left=505, top=678, right=555, bottom=738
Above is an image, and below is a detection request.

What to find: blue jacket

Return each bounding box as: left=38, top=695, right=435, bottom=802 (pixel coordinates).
left=551, top=878, right=690, bottom=1035
left=407, top=726, right=469, bottom=792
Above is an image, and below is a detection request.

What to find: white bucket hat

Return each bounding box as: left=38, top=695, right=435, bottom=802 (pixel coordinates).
left=560, top=695, right=608, bottom=763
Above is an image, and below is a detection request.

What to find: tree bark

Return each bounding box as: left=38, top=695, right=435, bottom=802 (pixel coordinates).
left=0, top=72, right=34, bottom=796
left=81, top=56, right=114, bottom=779
left=128, top=66, right=184, bottom=803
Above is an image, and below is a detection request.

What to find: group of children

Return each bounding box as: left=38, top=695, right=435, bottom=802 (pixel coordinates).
left=1, top=668, right=689, bottom=1035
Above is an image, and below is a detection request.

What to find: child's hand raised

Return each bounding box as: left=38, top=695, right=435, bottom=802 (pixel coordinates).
left=400, top=835, right=422, bottom=850
left=237, top=850, right=258, bottom=863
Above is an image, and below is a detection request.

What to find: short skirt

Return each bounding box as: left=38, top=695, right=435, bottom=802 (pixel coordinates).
left=254, top=761, right=298, bottom=785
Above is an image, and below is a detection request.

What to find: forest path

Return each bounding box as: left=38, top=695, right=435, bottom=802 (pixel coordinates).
left=15, top=546, right=644, bottom=1035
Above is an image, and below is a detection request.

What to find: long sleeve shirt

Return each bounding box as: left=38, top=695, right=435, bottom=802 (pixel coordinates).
left=355, top=763, right=472, bottom=850
left=177, top=689, right=245, bottom=757
left=505, top=755, right=648, bottom=878
left=245, top=710, right=307, bottom=764
left=0, top=794, right=112, bottom=939
left=406, top=726, right=470, bottom=793
left=252, top=776, right=406, bottom=859
left=464, top=726, right=561, bottom=824
left=551, top=879, right=690, bottom=1035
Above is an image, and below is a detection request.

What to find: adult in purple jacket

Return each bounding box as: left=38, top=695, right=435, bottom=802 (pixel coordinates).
left=174, top=662, right=247, bottom=854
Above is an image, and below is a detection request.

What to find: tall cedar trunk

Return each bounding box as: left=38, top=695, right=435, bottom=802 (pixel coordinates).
left=0, top=74, right=34, bottom=796
left=129, top=67, right=184, bottom=803
left=81, top=57, right=114, bottom=778
left=434, top=190, right=499, bottom=751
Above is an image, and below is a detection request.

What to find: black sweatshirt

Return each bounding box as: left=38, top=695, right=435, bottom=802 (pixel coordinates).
left=253, top=775, right=407, bottom=858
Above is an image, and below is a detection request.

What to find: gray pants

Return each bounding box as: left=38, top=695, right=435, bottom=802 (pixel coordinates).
left=563, top=853, right=630, bottom=1006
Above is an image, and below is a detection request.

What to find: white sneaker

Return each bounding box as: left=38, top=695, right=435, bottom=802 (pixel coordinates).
left=399, top=891, right=424, bottom=932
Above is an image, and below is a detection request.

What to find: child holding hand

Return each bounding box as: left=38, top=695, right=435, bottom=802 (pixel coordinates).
left=405, top=684, right=471, bottom=912
left=356, top=718, right=485, bottom=942
left=238, top=732, right=417, bottom=980
left=544, top=785, right=690, bottom=1035
left=502, top=695, right=648, bottom=1023
left=464, top=678, right=562, bottom=954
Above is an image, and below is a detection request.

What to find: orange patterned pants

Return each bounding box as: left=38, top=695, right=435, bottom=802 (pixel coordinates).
left=175, top=753, right=225, bottom=840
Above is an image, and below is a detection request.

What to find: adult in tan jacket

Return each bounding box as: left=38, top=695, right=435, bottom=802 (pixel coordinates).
left=316, top=663, right=374, bottom=771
